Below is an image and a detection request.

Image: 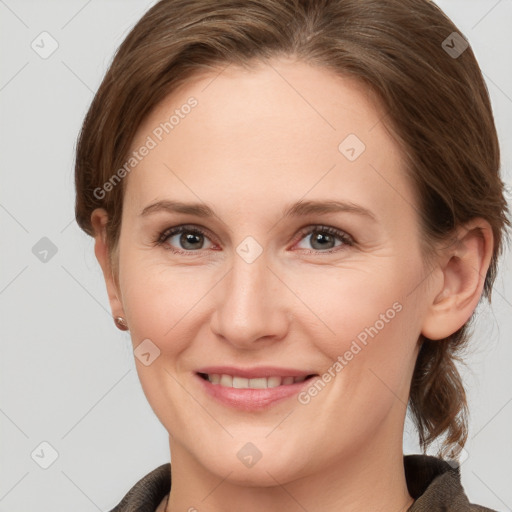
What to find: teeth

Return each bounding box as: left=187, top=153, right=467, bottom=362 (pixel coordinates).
left=248, top=377, right=268, bottom=389
left=219, top=374, right=233, bottom=387
left=233, top=377, right=249, bottom=389
left=267, top=376, right=282, bottom=388
left=209, top=374, right=221, bottom=385
left=206, top=374, right=309, bottom=388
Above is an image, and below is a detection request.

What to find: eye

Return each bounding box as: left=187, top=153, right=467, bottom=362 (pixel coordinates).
left=294, top=225, right=354, bottom=253
left=156, top=225, right=214, bottom=254
left=155, top=224, right=354, bottom=255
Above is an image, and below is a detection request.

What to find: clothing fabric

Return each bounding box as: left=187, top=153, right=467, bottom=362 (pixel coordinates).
left=108, top=454, right=497, bottom=511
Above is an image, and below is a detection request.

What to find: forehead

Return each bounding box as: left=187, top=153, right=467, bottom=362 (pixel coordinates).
left=124, top=58, right=415, bottom=227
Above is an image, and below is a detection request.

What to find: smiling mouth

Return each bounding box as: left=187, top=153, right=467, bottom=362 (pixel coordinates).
left=197, top=372, right=317, bottom=388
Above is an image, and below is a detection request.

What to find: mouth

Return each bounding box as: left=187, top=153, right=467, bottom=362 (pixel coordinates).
left=195, top=369, right=318, bottom=411
left=197, top=372, right=316, bottom=388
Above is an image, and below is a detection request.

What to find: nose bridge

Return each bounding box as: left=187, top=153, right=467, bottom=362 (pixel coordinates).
left=225, top=243, right=272, bottom=317
left=212, top=241, right=287, bottom=345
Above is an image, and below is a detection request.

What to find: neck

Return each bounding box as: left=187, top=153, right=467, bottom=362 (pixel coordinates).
left=166, top=426, right=414, bottom=512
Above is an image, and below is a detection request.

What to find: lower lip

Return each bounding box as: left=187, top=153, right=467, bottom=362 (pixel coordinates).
left=196, top=374, right=316, bottom=411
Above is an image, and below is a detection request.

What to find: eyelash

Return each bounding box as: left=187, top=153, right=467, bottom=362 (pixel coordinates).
left=154, top=224, right=354, bottom=256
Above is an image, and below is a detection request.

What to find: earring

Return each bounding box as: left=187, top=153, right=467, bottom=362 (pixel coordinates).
left=114, top=316, right=129, bottom=331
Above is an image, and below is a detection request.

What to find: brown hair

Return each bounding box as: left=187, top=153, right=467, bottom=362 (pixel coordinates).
left=74, top=0, right=511, bottom=457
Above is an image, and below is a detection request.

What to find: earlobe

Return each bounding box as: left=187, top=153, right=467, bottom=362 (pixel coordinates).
left=91, top=208, right=126, bottom=324
left=420, top=219, right=494, bottom=341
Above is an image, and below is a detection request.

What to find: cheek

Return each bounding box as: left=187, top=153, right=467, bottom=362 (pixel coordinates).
left=287, top=261, right=418, bottom=351
left=120, top=252, right=210, bottom=345
left=294, top=259, right=424, bottom=407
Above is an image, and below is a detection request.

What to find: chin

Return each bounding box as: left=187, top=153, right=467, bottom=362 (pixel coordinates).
left=193, top=442, right=312, bottom=487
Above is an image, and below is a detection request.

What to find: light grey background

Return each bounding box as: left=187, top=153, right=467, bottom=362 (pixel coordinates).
left=0, top=1, right=511, bottom=511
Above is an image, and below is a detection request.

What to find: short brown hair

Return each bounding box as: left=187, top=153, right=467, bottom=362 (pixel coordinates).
left=74, top=0, right=511, bottom=456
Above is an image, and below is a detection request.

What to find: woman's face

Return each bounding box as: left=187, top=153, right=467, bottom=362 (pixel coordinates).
left=100, top=58, right=439, bottom=483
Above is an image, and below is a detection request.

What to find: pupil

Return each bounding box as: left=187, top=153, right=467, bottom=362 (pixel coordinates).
left=182, top=232, right=202, bottom=249
left=313, top=232, right=333, bottom=249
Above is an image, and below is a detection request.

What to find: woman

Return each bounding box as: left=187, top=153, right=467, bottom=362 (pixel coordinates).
left=74, top=0, right=510, bottom=510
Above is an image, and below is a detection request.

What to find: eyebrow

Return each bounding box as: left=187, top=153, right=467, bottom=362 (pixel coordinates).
left=139, top=199, right=377, bottom=222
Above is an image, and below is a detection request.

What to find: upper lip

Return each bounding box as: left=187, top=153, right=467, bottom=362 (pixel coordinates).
left=196, top=366, right=316, bottom=379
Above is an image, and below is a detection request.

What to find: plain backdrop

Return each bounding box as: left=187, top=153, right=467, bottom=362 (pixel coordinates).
left=0, top=1, right=511, bottom=511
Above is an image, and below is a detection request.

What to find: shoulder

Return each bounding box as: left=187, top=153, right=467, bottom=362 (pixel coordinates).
left=404, top=454, right=497, bottom=511
left=108, top=462, right=171, bottom=512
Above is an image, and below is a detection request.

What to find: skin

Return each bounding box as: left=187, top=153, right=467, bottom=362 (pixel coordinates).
left=91, top=57, right=493, bottom=512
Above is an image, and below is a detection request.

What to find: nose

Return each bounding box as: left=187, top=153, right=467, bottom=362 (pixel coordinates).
left=209, top=249, right=290, bottom=350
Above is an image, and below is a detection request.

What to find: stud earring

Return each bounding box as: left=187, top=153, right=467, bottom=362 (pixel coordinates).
left=114, top=316, right=129, bottom=331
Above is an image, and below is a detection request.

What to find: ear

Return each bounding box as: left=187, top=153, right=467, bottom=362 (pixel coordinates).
left=421, top=218, right=494, bottom=340
left=90, top=208, right=126, bottom=323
